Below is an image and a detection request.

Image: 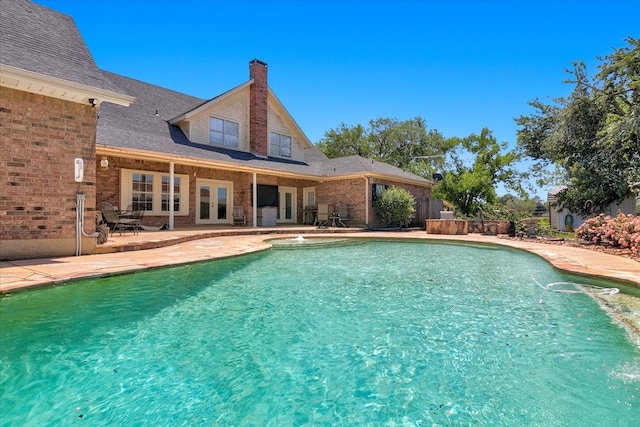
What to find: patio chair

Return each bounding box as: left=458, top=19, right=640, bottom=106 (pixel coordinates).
left=316, top=203, right=329, bottom=227
left=336, top=204, right=349, bottom=228
left=99, top=202, right=142, bottom=235
left=233, top=206, right=246, bottom=226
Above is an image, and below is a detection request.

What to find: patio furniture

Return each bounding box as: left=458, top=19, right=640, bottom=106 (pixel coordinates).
left=316, top=203, right=330, bottom=227
left=99, top=202, right=143, bottom=235
left=336, top=205, right=349, bottom=228
left=233, top=206, right=246, bottom=226
left=303, top=205, right=317, bottom=225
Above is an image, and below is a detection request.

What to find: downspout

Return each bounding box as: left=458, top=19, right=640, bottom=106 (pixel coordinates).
left=169, top=161, right=175, bottom=230
left=252, top=172, right=258, bottom=227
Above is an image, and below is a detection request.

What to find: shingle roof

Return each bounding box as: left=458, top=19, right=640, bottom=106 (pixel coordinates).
left=97, top=71, right=325, bottom=175
left=97, top=70, right=431, bottom=184
left=0, top=0, right=121, bottom=93
left=317, top=155, right=431, bottom=183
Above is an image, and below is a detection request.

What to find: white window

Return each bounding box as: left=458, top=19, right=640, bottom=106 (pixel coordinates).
left=121, top=169, right=189, bottom=215
left=210, top=117, right=238, bottom=147
left=270, top=132, right=291, bottom=158
left=303, top=187, right=316, bottom=208
left=161, top=176, right=181, bottom=213
left=131, top=173, right=153, bottom=211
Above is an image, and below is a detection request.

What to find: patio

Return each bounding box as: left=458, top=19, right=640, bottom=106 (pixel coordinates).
left=95, top=225, right=366, bottom=254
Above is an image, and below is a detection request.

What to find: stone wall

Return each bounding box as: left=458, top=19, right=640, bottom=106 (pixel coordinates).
left=426, top=219, right=469, bottom=235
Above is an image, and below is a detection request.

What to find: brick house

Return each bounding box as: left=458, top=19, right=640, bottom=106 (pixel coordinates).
left=1, top=0, right=134, bottom=260
left=1, top=0, right=441, bottom=260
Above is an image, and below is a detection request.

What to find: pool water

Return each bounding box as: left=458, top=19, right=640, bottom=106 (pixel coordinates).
left=1, top=240, right=639, bottom=426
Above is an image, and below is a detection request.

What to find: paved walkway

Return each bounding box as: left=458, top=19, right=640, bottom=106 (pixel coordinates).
left=1, top=227, right=639, bottom=294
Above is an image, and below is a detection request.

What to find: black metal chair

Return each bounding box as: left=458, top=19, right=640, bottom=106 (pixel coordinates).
left=99, top=203, right=142, bottom=235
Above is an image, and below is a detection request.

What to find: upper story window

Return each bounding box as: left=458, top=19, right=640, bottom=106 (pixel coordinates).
left=210, top=117, right=238, bottom=147
left=270, top=132, right=291, bottom=158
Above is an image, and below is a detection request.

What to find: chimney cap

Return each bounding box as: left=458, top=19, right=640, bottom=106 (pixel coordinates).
left=250, top=58, right=268, bottom=67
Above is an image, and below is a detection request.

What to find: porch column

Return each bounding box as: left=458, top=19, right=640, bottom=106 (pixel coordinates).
left=364, top=177, right=369, bottom=226
left=252, top=172, right=257, bottom=227
left=169, top=162, right=174, bottom=230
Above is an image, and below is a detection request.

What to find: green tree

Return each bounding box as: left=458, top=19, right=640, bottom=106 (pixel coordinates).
left=316, top=116, right=449, bottom=178
left=373, top=186, right=416, bottom=227
left=315, top=123, right=369, bottom=158
left=434, top=129, right=523, bottom=217
left=515, top=37, right=640, bottom=216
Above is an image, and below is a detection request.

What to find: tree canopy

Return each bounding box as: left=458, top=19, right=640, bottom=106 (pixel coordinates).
left=315, top=116, right=450, bottom=178
left=515, top=37, right=640, bottom=216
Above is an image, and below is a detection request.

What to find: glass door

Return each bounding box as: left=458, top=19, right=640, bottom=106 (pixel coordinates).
left=278, top=186, right=296, bottom=223
left=196, top=179, right=232, bottom=224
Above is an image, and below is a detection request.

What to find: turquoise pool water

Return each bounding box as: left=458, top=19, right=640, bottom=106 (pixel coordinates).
left=1, top=240, right=639, bottom=426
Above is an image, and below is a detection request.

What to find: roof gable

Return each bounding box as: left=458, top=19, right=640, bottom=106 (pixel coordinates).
left=168, top=81, right=252, bottom=124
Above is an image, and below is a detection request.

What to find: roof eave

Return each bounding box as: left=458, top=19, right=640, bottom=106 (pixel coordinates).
left=96, top=145, right=324, bottom=181
left=0, top=64, right=135, bottom=106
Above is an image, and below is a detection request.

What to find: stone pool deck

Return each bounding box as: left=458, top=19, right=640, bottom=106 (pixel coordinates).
left=1, top=227, right=639, bottom=294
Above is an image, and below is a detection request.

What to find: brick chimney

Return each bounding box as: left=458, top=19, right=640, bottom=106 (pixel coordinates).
left=249, top=59, right=268, bottom=157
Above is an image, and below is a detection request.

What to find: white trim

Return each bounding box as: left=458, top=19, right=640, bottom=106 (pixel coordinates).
left=0, top=64, right=135, bottom=106
left=278, top=186, right=297, bottom=223
left=195, top=178, right=233, bottom=225
left=120, top=168, right=189, bottom=215
left=252, top=173, right=258, bottom=227
left=269, top=131, right=292, bottom=158
left=303, top=187, right=316, bottom=208
left=169, top=162, right=175, bottom=230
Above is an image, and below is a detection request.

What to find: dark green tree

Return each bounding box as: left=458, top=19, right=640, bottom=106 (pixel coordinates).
left=515, top=37, right=640, bottom=216
left=315, top=123, right=369, bottom=158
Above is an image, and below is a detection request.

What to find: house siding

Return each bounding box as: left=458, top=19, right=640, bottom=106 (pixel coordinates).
left=267, top=104, right=305, bottom=162
left=0, top=87, right=97, bottom=260
left=188, top=87, right=251, bottom=151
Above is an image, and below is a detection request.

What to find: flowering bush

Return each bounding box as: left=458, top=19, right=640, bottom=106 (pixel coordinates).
left=575, top=213, right=640, bottom=255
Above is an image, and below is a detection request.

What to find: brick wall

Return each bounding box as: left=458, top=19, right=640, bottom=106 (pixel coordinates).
left=317, top=178, right=433, bottom=228
left=97, top=158, right=261, bottom=227
left=249, top=59, right=268, bottom=157
left=0, top=87, right=98, bottom=259
left=317, top=178, right=368, bottom=226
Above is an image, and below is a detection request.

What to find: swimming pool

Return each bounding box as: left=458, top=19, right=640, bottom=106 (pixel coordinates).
left=1, top=239, right=639, bottom=425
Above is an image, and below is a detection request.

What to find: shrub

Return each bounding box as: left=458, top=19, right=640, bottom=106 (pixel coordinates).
left=373, top=186, right=416, bottom=228
left=575, top=213, right=640, bottom=255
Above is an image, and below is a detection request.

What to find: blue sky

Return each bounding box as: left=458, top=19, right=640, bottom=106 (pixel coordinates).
left=37, top=0, right=639, bottom=196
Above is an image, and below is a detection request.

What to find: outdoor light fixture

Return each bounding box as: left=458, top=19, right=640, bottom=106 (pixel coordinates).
left=100, top=157, right=109, bottom=170
left=88, top=98, right=98, bottom=106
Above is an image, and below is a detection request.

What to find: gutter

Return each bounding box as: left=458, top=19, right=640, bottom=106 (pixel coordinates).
left=0, top=64, right=135, bottom=106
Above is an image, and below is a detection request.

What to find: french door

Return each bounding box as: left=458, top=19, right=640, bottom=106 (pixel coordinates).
left=278, top=186, right=296, bottom=223
left=196, top=179, right=232, bottom=225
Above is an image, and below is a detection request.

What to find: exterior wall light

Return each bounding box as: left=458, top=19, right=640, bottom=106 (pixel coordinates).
left=100, top=157, right=109, bottom=170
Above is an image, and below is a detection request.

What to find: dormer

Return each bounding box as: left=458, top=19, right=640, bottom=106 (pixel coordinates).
left=169, top=59, right=312, bottom=162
